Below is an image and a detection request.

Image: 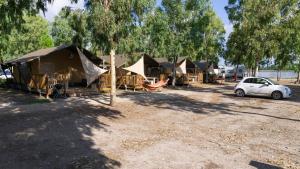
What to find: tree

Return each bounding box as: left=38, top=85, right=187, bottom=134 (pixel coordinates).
left=225, top=0, right=300, bottom=77
left=193, top=8, right=225, bottom=82
left=51, top=9, right=73, bottom=46
left=1, top=15, right=53, bottom=61
left=51, top=8, right=91, bottom=49
left=87, top=0, right=155, bottom=106
left=147, top=0, right=224, bottom=85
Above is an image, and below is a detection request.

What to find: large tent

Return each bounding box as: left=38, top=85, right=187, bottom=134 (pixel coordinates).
left=3, top=45, right=107, bottom=89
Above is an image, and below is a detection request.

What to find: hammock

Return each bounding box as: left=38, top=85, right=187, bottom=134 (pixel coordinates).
left=144, top=79, right=169, bottom=91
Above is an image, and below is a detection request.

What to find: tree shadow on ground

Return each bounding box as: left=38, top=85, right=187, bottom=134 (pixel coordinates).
left=119, top=89, right=300, bottom=122
left=119, top=91, right=263, bottom=115
left=0, top=98, right=122, bottom=169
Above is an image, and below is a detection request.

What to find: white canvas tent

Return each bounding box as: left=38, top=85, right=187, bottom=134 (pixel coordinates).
left=123, top=56, right=147, bottom=79
left=77, top=48, right=107, bottom=86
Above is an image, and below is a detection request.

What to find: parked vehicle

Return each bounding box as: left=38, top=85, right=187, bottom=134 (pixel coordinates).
left=0, top=69, right=12, bottom=79
left=234, top=77, right=292, bottom=99
left=225, top=65, right=245, bottom=79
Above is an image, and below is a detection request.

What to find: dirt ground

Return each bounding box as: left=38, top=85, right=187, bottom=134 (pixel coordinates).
left=0, top=81, right=299, bottom=169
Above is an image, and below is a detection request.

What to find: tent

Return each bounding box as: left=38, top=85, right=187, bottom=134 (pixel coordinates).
left=3, top=45, right=107, bottom=94
left=155, top=57, right=196, bottom=75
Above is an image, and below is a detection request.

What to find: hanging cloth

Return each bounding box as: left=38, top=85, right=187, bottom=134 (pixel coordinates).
left=77, top=48, right=107, bottom=86
left=123, top=56, right=147, bottom=79
left=176, top=59, right=187, bottom=74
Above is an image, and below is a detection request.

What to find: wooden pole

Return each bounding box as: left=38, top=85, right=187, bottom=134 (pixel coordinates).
left=110, top=49, right=116, bottom=106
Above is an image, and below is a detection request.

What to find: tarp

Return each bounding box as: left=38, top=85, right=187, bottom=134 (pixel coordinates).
left=176, top=59, right=187, bottom=74
left=77, top=48, right=107, bottom=86
left=123, top=56, right=147, bottom=79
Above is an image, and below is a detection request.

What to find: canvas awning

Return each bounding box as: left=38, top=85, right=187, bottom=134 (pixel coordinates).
left=176, top=59, right=187, bottom=74
left=123, top=56, right=147, bottom=79
left=77, top=48, right=107, bottom=86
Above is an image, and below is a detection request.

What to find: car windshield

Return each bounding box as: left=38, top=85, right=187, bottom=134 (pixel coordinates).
left=264, top=78, right=279, bottom=85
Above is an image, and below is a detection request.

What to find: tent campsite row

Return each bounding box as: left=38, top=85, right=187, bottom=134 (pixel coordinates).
left=99, top=55, right=207, bottom=91
left=1, top=45, right=209, bottom=97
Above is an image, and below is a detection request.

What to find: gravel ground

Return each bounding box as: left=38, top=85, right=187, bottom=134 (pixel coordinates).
left=0, top=81, right=299, bottom=169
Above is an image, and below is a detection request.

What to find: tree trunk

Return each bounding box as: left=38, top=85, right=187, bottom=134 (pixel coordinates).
left=205, top=58, right=209, bottom=83
left=234, top=65, right=238, bottom=81
left=297, top=71, right=300, bottom=84
left=110, top=49, right=116, bottom=106
left=254, top=61, right=259, bottom=77
left=172, top=56, right=178, bottom=86
left=277, top=69, right=281, bottom=81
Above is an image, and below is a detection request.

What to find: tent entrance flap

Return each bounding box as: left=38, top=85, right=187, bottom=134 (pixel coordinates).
left=123, top=56, right=147, bottom=79
left=77, top=48, right=107, bottom=86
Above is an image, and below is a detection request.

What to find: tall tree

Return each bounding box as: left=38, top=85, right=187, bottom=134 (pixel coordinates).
left=1, top=15, right=53, bottom=61
left=87, top=0, right=155, bottom=106
left=152, top=0, right=224, bottom=85
left=225, top=0, right=300, bottom=77
left=0, top=0, right=80, bottom=62
left=51, top=8, right=90, bottom=49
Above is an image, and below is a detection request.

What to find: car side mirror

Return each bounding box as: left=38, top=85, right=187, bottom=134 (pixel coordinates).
left=264, top=82, right=269, bottom=86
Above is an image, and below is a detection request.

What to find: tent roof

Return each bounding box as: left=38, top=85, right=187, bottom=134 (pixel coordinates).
left=193, top=60, right=209, bottom=71
left=4, top=45, right=102, bottom=65
left=155, top=57, right=196, bottom=69
left=100, top=53, right=159, bottom=68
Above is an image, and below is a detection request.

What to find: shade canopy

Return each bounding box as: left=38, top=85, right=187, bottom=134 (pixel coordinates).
left=176, top=59, right=187, bottom=74
left=123, top=56, right=147, bottom=79
left=77, top=48, right=107, bottom=86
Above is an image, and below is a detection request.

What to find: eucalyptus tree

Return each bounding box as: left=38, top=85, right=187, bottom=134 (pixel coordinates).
left=193, top=8, right=225, bottom=82
left=51, top=8, right=90, bottom=49
left=160, top=0, right=222, bottom=86
left=86, top=0, right=155, bottom=106
left=226, top=0, right=300, bottom=77
left=0, top=0, right=79, bottom=62
left=1, top=15, right=53, bottom=62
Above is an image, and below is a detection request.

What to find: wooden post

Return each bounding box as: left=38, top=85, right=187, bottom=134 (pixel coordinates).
left=110, top=49, right=116, bottom=106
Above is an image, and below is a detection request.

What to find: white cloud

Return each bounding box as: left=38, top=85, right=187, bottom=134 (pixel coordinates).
left=40, top=0, right=85, bottom=22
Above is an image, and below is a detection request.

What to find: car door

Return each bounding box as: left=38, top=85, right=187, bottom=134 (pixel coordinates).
left=242, top=78, right=256, bottom=94
left=255, top=78, right=274, bottom=96
left=246, top=78, right=262, bottom=94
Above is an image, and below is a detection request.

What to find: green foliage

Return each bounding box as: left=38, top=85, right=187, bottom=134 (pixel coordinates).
left=51, top=8, right=90, bottom=49
left=142, top=0, right=224, bottom=64
left=225, top=0, right=300, bottom=75
left=0, top=15, right=53, bottom=61
left=87, top=0, right=155, bottom=54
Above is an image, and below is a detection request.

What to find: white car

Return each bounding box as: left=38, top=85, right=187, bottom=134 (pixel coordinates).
left=0, top=69, right=12, bottom=79
left=234, top=77, right=292, bottom=100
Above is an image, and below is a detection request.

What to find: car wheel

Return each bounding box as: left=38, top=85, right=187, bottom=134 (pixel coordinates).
left=272, top=91, right=282, bottom=100
left=236, top=89, right=245, bottom=97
